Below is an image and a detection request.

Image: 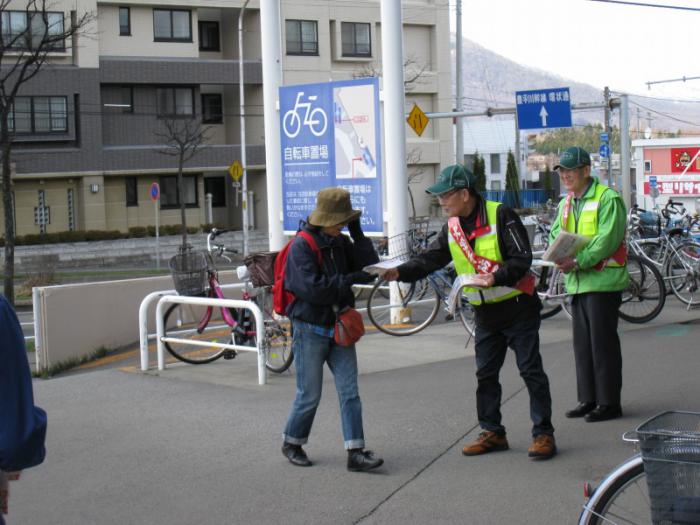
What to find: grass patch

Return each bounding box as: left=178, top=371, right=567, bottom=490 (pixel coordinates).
left=32, top=345, right=112, bottom=379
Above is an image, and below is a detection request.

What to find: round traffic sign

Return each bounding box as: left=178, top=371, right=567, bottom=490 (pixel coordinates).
left=150, top=182, right=160, bottom=202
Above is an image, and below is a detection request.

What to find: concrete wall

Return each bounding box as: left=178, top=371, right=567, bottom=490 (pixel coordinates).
left=33, top=270, right=240, bottom=371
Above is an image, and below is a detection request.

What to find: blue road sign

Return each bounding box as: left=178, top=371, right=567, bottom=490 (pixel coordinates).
left=279, top=78, right=383, bottom=234
left=516, top=87, right=572, bottom=130
left=600, top=132, right=609, bottom=143
left=599, top=143, right=610, bottom=159
left=649, top=175, right=657, bottom=188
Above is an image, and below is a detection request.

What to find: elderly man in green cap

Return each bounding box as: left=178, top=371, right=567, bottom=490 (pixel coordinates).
left=549, top=146, right=629, bottom=423
left=383, top=164, right=556, bottom=460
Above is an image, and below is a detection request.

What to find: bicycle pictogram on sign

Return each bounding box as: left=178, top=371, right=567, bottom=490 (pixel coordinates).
left=282, top=91, right=328, bottom=139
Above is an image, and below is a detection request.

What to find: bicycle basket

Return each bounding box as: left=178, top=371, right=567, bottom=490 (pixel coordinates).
left=636, top=411, right=700, bottom=524
left=168, top=250, right=209, bottom=296
left=243, top=251, right=278, bottom=288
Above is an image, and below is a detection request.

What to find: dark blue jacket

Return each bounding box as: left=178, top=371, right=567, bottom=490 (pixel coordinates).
left=285, top=222, right=378, bottom=327
left=0, top=295, right=47, bottom=472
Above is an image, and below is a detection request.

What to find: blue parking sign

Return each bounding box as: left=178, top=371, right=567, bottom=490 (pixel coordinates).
left=279, top=78, right=383, bottom=234
left=516, top=87, right=572, bottom=130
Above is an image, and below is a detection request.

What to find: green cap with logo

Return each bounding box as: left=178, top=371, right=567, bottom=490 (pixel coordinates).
left=554, top=146, right=591, bottom=170
left=426, top=164, right=476, bottom=195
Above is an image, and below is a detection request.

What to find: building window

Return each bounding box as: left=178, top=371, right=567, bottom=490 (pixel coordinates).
left=201, top=94, right=223, bottom=124
left=341, top=22, right=370, bottom=57
left=153, top=9, right=191, bottom=42
left=67, top=188, right=75, bottom=231
left=198, top=21, right=219, bottom=51
left=204, top=177, right=226, bottom=207
left=159, top=175, right=198, bottom=208
left=103, top=85, right=133, bottom=113
left=1, top=11, right=65, bottom=50
left=8, top=96, right=67, bottom=134
left=285, top=19, right=318, bottom=55
left=644, top=160, right=652, bottom=173
left=119, top=7, right=131, bottom=36
left=156, top=87, right=194, bottom=117
left=125, top=177, right=138, bottom=207
left=463, top=154, right=475, bottom=172
left=491, top=180, right=502, bottom=190
left=490, top=154, right=501, bottom=174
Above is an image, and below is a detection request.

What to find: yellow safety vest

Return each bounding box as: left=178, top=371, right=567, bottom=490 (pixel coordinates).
left=448, top=200, right=524, bottom=305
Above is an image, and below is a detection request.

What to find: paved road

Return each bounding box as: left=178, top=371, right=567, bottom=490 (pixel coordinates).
left=8, top=302, right=700, bottom=524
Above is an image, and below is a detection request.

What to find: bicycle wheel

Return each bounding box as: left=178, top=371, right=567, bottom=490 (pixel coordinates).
left=665, top=241, right=700, bottom=306
left=634, top=238, right=665, bottom=267
left=253, top=290, right=294, bottom=373
left=579, top=456, right=648, bottom=525
left=533, top=266, right=563, bottom=320
left=619, top=255, right=666, bottom=324
left=367, top=278, right=440, bottom=336
left=162, top=301, right=229, bottom=364
left=456, top=298, right=476, bottom=336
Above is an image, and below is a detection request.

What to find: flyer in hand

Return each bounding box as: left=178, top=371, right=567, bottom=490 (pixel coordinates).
left=542, top=231, right=589, bottom=262
left=446, top=274, right=487, bottom=315
left=363, top=259, right=403, bottom=277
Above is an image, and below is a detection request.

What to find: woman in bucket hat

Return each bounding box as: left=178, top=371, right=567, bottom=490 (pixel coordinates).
left=281, top=187, right=384, bottom=472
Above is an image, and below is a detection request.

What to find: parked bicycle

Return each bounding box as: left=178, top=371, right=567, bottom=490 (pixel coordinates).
left=578, top=410, right=700, bottom=525
left=628, top=201, right=700, bottom=307
left=533, top=254, right=666, bottom=324
left=163, top=229, right=293, bottom=373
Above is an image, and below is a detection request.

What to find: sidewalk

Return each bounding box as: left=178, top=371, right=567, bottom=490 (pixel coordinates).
left=9, top=304, right=700, bottom=524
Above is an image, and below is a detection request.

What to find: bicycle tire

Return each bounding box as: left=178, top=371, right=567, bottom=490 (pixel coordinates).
left=162, top=301, right=228, bottom=364
left=665, top=241, right=700, bottom=306
left=367, top=278, right=440, bottom=336
left=533, top=266, right=564, bottom=320
left=578, top=456, right=647, bottom=525
left=253, top=290, right=294, bottom=373
left=619, top=254, right=666, bottom=324
left=456, top=299, right=476, bottom=336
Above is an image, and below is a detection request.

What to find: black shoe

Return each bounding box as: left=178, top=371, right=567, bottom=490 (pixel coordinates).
left=565, top=402, right=596, bottom=418
left=585, top=405, right=623, bottom=422
left=282, top=443, right=312, bottom=467
left=347, top=449, right=384, bottom=472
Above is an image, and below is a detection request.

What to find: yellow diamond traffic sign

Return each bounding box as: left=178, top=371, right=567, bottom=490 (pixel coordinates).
left=228, top=160, right=243, bottom=182
left=407, top=103, right=429, bottom=137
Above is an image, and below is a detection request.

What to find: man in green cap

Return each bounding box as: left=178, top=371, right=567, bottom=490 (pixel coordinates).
left=383, top=164, right=556, bottom=460
left=549, top=146, right=628, bottom=422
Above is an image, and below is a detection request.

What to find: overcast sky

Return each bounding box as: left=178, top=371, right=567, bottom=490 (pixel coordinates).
left=457, top=0, right=700, bottom=101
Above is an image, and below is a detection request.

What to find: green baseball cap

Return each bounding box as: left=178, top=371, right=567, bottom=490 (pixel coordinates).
left=554, top=146, right=591, bottom=170
left=426, top=164, right=475, bottom=195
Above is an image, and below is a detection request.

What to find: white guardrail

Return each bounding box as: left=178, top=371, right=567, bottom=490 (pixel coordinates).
left=138, top=283, right=268, bottom=385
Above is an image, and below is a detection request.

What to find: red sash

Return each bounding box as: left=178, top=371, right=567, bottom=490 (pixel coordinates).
left=448, top=217, right=534, bottom=295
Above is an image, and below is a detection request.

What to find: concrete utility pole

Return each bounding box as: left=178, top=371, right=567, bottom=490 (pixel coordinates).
left=455, top=0, right=464, bottom=165
left=260, top=0, right=285, bottom=251
left=238, top=0, right=250, bottom=256
left=619, top=94, right=631, bottom=208
left=380, top=0, right=409, bottom=239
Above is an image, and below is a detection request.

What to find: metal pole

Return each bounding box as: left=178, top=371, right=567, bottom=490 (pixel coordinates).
left=260, top=0, right=285, bottom=251
left=155, top=199, right=160, bottom=270
left=603, top=86, right=611, bottom=186
left=620, top=94, right=631, bottom=208
left=239, top=0, right=250, bottom=256
left=380, top=0, right=409, bottom=239
left=455, top=0, right=464, bottom=164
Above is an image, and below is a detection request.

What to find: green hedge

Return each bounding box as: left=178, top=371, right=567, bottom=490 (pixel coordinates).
left=0, top=224, right=222, bottom=246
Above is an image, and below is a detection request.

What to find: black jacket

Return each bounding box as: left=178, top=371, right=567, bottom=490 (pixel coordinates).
left=285, top=222, right=378, bottom=327
left=397, top=196, right=541, bottom=328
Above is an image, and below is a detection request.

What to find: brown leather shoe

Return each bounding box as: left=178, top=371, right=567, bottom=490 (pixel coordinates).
left=462, top=431, right=509, bottom=456
left=528, top=434, right=557, bottom=460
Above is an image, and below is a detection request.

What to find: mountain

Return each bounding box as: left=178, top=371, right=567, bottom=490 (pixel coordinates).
left=457, top=38, right=700, bottom=135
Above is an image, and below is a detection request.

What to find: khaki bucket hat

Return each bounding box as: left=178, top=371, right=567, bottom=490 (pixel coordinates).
left=308, top=187, right=362, bottom=227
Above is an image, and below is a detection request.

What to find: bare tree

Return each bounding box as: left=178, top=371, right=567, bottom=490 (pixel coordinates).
left=0, top=1, right=93, bottom=304
left=154, top=118, right=211, bottom=249
left=353, top=54, right=428, bottom=92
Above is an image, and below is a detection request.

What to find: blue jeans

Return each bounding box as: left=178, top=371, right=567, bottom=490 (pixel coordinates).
left=474, top=315, right=554, bottom=437
left=283, top=321, right=365, bottom=450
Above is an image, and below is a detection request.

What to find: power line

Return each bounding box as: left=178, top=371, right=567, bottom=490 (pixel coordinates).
left=587, top=0, right=700, bottom=12
left=630, top=100, right=700, bottom=127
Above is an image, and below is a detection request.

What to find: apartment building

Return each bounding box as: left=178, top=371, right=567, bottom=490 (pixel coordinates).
left=2, top=0, right=452, bottom=236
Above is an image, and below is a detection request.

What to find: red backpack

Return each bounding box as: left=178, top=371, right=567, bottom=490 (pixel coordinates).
left=272, top=231, right=322, bottom=316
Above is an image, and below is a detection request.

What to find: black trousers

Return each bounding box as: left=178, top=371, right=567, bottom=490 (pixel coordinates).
left=474, top=315, right=554, bottom=437
left=571, top=291, right=623, bottom=407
